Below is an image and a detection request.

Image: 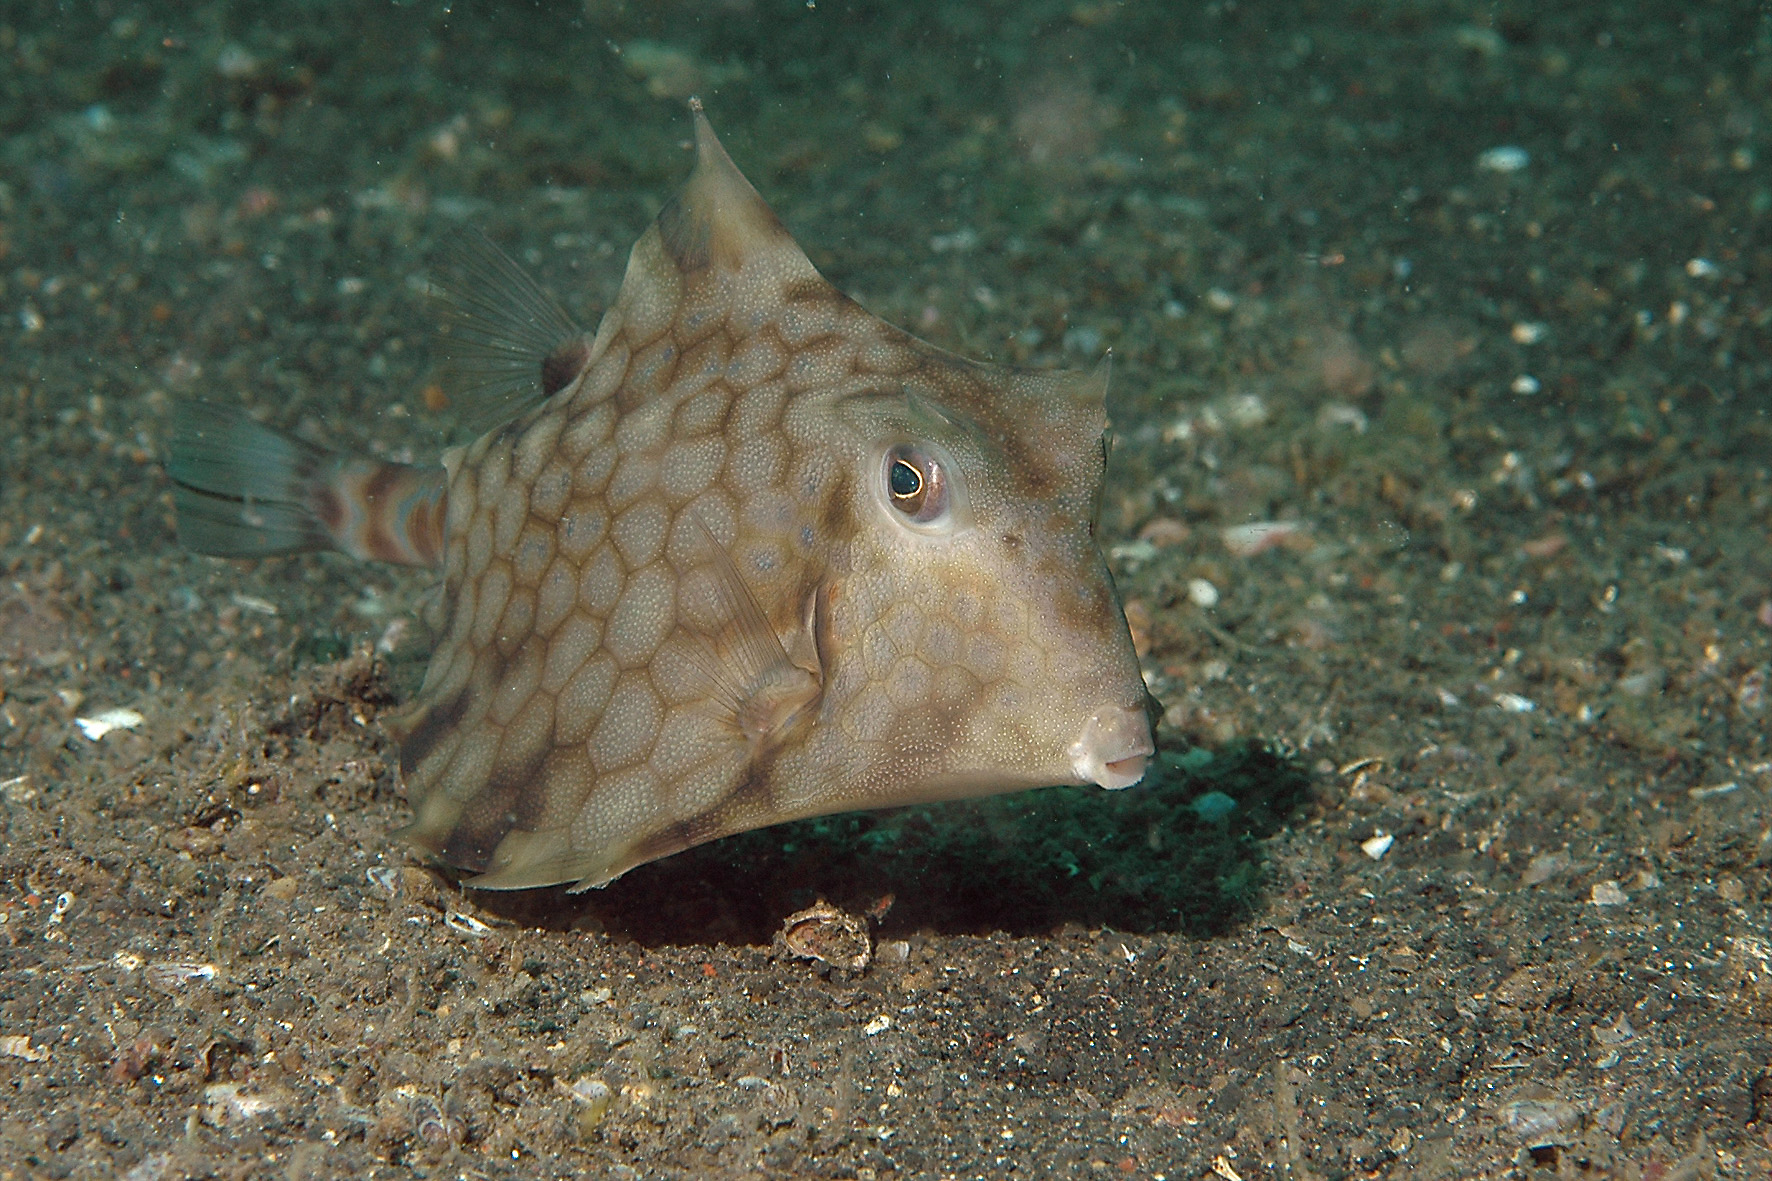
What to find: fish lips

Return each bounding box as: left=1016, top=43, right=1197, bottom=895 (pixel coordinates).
left=1068, top=704, right=1155, bottom=789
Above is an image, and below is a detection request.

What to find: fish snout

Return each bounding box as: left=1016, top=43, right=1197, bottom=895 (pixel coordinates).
left=1068, top=705, right=1155, bottom=790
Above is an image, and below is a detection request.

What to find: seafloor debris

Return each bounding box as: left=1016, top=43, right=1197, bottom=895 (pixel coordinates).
left=1499, top=1096, right=1581, bottom=1149
left=143, top=961, right=217, bottom=993
left=1476, top=144, right=1529, bottom=173
left=777, top=900, right=871, bottom=971
left=558, top=1075, right=614, bottom=1138
left=1222, top=520, right=1310, bottom=558
left=0, top=1034, right=48, bottom=1062
left=202, top=1082, right=284, bottom=1127
left=73, top=707, right=143, bottom=740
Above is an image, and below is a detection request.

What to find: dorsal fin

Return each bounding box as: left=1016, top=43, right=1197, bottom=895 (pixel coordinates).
left=431, top=229, right=587, bottom=434
left=655, top=102, right=823, bottom=283
left=588, top=102, right=830, bottom=361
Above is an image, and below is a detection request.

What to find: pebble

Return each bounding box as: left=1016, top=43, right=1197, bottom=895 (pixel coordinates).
left=1501, top=1097, right=1579, bottom=1148
left=1190, top=791, right=1238, bottom=822
left=559, top=1076, right=613, bottom=1132
left=1316, top=403, right=1368, bottom=433
left=1521, top=852, right=1569, bottom=886
left=1136, top=517, right=1190, bottom=547
left=0, top=1034, right=49, bottom=1062
left=364, top=866, right=400, bottom=896
left=445, top=911, right=494, bottom=938
left=144, top=961, right=217, bottom=993
left=202, top=1082, right=281, bottom=1126
left=1476, top=145, right=1530, bottom=173
left=74, top=707, right=144, bottom=740
left=1592, top=1014, right=1636, bottom=1047
left=1222, top=520, right=1306, bottom=557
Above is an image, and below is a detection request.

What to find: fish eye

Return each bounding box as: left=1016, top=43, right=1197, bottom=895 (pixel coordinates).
left=889, top=458, right=922, bottom=502
left=883, top=444, right=947, bottom=524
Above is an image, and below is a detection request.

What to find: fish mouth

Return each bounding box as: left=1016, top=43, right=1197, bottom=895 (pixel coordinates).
left=1068, top=706, right=1156, bottom=790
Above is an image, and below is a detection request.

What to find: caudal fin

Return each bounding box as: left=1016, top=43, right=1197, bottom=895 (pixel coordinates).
left=166, top=400, right=338, bottom=558
left=165, top=401, right=449, bottom=568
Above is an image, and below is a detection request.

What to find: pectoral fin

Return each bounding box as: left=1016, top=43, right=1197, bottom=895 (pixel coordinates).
left=674, top=515, right=824, bottom=752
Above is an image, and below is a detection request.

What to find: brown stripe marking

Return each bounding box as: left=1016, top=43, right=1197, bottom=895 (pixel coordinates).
left=438, top=748, right=549, bottom=872
left=397, top=690, right=469, bottom=783
left=361, top=461, right=410, bottom=564
left=406, top=484, right=447, bottom=568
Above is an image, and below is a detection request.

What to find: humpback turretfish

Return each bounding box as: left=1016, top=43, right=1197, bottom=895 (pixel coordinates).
left=168, top=103, right=1153, bottom=890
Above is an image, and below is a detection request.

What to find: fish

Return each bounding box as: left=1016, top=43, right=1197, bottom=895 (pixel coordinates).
left=166, top=102, right=1154, bottom=891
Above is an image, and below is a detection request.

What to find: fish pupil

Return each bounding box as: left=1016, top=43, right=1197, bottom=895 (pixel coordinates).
left=889, top=459, right=922, bottom=501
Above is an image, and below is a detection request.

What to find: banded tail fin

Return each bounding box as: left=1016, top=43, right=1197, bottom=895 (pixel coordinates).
left=166, top=400, right=448, bottom=568
left=167, top=400, right=336, bottom=558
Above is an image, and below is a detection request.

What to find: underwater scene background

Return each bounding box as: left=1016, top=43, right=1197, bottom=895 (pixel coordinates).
left=1, top=1, right=1769, bottom=1176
